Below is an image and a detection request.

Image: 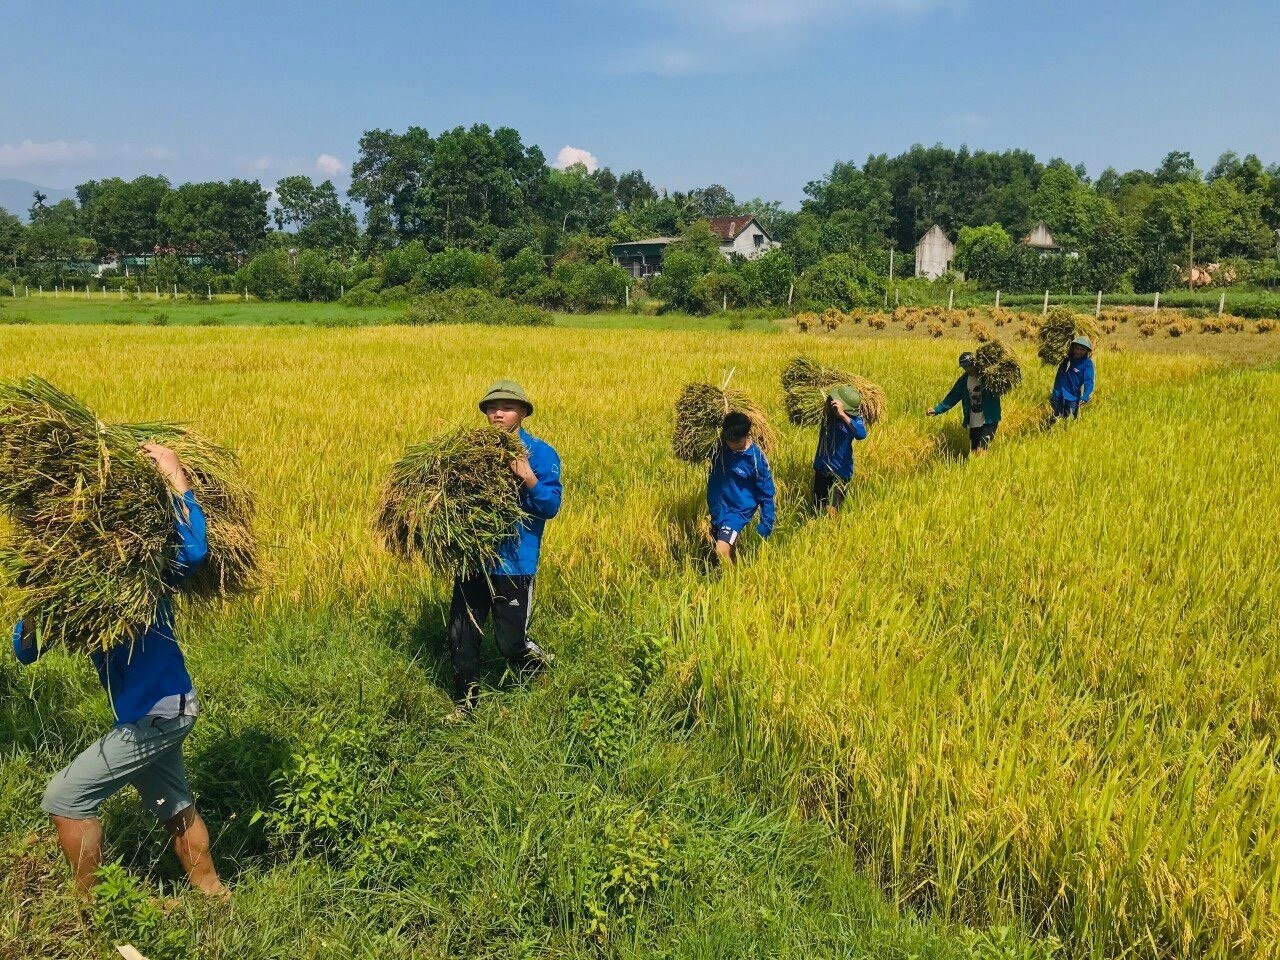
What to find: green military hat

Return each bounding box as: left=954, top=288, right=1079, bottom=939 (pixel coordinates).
left=828, top=384, right=862, bottom=413
left=479, top=380, right=534, bottom=416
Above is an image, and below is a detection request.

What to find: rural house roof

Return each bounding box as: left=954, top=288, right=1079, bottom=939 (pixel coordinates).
left=707, top=216, right=770, bottom=242
left=611, top=237, right=676, bottom=248
left=915, top=224, right=954, bottom=249
left=1022, top=221, right=1061, bottom=250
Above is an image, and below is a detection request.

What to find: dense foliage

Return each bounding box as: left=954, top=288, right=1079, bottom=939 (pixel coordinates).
left=3, top=129, right=1279, bottom=311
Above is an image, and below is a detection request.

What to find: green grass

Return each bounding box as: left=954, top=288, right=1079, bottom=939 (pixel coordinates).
left=0, top=296, right=783, bottom=333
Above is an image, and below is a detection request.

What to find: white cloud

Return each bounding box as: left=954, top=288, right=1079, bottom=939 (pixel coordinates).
left=614, top=0, right=954, bottom=75
left=253, top=155, right=274, bottom=171
left=554, top=145, right=599, bottom=173
left=316, top=153, right=345, bottom=176
left=0, top=139, right=96, bottom=169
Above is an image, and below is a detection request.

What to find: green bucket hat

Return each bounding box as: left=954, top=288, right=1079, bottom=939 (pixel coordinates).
left=479, top=380, right=534, bottom=416
left=1071, top=335, right=1093, bottom=352
left=828, top=385, right=862, bottom=413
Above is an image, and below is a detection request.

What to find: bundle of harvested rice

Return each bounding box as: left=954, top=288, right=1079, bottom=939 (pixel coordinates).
left=780, top=356, right=887, bottom=427
left=1037, top=308, right=1099, bottom=365
left=672, top=382, right=776, bottom=463
left=973, top=340, right=1022, bottom=396
left=376, top=426, right=527, bottom=578
left=0, top=376, right=258, bottom=654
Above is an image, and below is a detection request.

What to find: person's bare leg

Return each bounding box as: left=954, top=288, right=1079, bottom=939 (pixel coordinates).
left=165, top=807, right=227, bottom=898
left=714, top=540, right=734, bottom=566
left=50, top=814, right=103, bottom=897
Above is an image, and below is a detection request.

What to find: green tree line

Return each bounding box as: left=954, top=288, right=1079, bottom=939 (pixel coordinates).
left=3, top=125, right=1279, bottom=310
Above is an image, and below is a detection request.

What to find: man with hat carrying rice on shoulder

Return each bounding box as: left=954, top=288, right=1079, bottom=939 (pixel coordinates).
left=812, top=385, right=868, bottom=516
left=448, top=380, right=562, bottom=717
left=926, top=352, right=1002, bottom=457
left=11, top=444, right=227, bottom=899
left=1050, top=335, right=1095, bottom=421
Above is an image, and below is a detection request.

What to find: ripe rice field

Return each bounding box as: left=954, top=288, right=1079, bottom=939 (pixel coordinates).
left=0, top=320, right=1277, bottom=958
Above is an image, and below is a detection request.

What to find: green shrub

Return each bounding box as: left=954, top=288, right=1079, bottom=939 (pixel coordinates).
left=92, top=863, right=191, bottom=960
left=196, top=315, right=226, bottom=326
left=149, top=312, right=170, bottom=326
left=314, top=315, right=360, bottom=329
left=339, top=277, right=383, bottom=307
left=400, top=288, right=553, bottom=327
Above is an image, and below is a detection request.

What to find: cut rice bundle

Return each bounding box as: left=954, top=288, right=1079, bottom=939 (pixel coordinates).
left=780, top=356, right=886, bottom=426
left=672, top=383, right=776, bottom=463
left=974, top=340, right=1023, bottom=397
left=0, top=376, right=258, bottom=653
left=377, top=426, right=527, bottom=579
left=1037, top=308, right=1099, bottom=365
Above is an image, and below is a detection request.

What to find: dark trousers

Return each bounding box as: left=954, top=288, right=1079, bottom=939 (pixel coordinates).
left=811, top=470, right=848, bottom=512
left=448, top=574, right=534, bottom=700
left=1051, top=397, right=1080, bottom=420
left=969, top=422, right=998, bottom=453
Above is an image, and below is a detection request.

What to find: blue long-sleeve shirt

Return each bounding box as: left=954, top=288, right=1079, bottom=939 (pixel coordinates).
left=707, top=442, right=777, bottom=538
left=1051, top=355, right=1095, bottom=404
left=814, top=411, right=868, bottom=482
left=492, top=427, right=562, bottom=577
left=13, top=490, right=208, bottom=726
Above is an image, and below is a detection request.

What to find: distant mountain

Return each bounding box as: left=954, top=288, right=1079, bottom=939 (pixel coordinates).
left=0, top=179, right=75, bottom=220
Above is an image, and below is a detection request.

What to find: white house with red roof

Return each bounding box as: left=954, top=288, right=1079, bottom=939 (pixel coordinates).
left=707, top=215, right=778, bottom=260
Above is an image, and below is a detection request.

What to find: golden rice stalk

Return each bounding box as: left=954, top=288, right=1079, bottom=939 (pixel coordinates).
left=672, top=382, right=776, bottom=463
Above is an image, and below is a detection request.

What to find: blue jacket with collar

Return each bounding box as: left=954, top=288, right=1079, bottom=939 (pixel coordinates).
left=13, top=491, right=207, bottom=726
left=707, top=442, right=777, bottom=537
left=1051, top=355, right=1095, bottom=403
left=814, top=411, right=868, bottom=482
left=492, top=427, right=562, bottom=577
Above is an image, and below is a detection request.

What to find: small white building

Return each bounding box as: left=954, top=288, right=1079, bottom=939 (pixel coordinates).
left=708, top=216, right=778, bottom=260
left=914, top=224, right=955, bottom=280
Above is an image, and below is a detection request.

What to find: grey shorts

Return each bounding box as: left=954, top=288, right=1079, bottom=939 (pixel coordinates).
left=42, top=714, right=196, bottom=822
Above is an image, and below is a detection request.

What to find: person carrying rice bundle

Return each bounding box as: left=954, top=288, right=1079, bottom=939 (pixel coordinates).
left=927, top=351, right=1004, bottom=457
left=707, top=411, right=776, bottom=566
left=812, top=384, right=868, bottom=516
left=11, top=443, right=228, bottom=900
left=1050, top=335, right=1096, bottom=420
left=447, top=381, right=562, bottom=716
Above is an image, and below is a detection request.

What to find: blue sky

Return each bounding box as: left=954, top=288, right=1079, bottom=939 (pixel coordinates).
left=2, top=0, right=1277, bottom=206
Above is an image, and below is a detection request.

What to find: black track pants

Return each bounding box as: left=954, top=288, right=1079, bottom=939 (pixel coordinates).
left=448, top=574, right=534, bottom=698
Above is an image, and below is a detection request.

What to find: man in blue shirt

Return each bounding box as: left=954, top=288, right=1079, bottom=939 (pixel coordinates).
left=1050, top=335, right=1096, bottom=420
left=812, top=385, right=868, bottom=516
left=448, top=381, right=563, bottom=714
left=707, top=411, right=776, bottom=566
left=12, top=443, right=226, bottom=899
